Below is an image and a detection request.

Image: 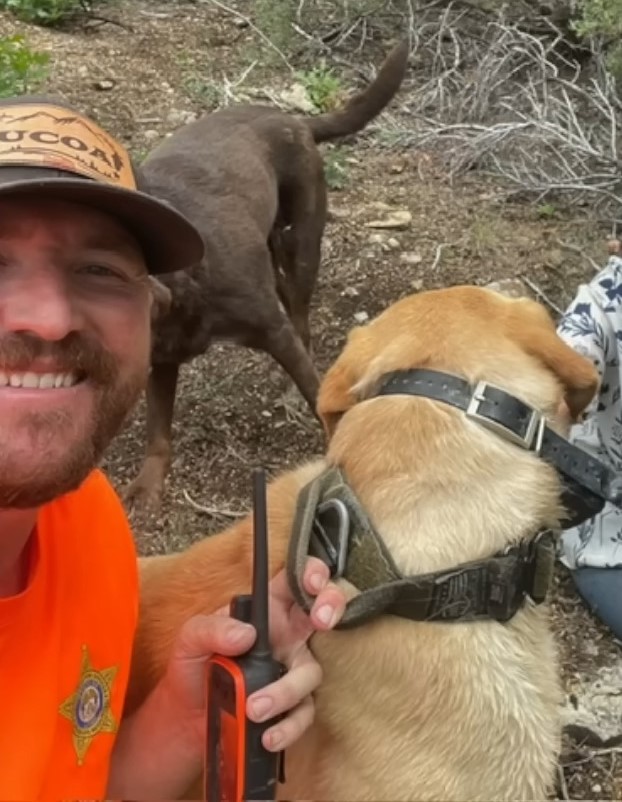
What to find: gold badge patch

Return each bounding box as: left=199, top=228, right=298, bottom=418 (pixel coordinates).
left=59, top=644, right=119, bottom=765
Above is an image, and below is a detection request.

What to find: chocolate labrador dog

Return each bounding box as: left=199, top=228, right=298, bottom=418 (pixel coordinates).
left=125, top=39, right=410, bottom=511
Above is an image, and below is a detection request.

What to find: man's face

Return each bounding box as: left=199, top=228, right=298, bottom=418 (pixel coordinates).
left=0, top=196, right=152, bottom=508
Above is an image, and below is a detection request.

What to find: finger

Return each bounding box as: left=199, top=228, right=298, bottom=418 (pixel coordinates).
left=262, top=696, right=315, bottom=752
left=301, top=557, right=331, bottom=595
left=308, top=584, right=347, bottom=630
left=171, top=613, right=256, bottom=664
left=247, top=649, right=322, bottom=723
left=269, top=557, right=332, bottom=608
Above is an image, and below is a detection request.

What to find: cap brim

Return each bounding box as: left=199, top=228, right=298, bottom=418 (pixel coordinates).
left=0, top=177, right=204, bottom=275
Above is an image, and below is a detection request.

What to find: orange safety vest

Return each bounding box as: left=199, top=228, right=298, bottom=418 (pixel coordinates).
left=0, top=469, right=138, bottom=800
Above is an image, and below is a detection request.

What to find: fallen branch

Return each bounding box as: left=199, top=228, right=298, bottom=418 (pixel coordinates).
left=182, top=489, right=246, bottom=519
left=519, top=275, right=564, bottom=316
left=198, top=0, right=295, bottom=73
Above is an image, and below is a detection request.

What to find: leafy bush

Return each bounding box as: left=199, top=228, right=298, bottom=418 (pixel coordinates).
left=0, top=34, right=49, bottom=97
left=297, top=66, right=342, bottom=112
left=0, top=0, right=83, bottom=26
left=573, top=0, right=622, bottom=83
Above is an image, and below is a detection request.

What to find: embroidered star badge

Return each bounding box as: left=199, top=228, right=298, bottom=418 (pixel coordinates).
left=59, top=644, right=119, bottom=765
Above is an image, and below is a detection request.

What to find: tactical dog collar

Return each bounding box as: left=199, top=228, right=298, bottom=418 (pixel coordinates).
left=286, top=369, right=622, bottom=629
left=286, top=466, right=556, bottom=629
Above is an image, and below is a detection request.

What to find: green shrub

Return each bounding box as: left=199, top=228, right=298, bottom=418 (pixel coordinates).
left=573, top=0, right=622, bottom=84
left=0, top=34, right=49, bottom=97
left=0, top=0, right=83, bottom=26
left=297, top=66, right=342, bottom=112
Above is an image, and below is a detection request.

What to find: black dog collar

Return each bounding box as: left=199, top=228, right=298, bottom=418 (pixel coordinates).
left=374, top=369, right=622, bottom=529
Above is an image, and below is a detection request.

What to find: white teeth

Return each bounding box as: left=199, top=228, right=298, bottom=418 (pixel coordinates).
left=39, top=373, right=57, bottom=389
left=22, top=372, right=40, bottom=389
left=0, top=372, right=79, bottom=389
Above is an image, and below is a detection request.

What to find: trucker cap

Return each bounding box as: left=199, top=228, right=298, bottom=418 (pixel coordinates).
left=0, top=95, right=205, bottom=274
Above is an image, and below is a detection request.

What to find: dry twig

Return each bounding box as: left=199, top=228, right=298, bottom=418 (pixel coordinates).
left=519, top=275, right=564, bottom=316
left=386, top=3, right=622, bottom=222
left=198, top=0, right=295, bottom=73
left=182, top=489, right=246, bottom=519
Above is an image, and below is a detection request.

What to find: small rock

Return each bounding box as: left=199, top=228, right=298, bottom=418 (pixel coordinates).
left=411, top=279, right=424, bottom=291
left=167, top=109, right=197, bottom=127
left=280, top=83, right=315, bottom=114
left=93, top=79, right=115, bottom=91
left=486, top=278, right=533, bottom=300
left=368, top=233, right=387, bottom=245
left=400, top=252, right=423, bottom=265
left=342, top=286, right=359, bottom=298
left=143, top=129, right=160, bottom=143
left=77, top=65, right=88, bottom=78
left=387, top=237, right=400, bottom=250
left=261, top=410, right=272, bottom=418
left=234, top=18, right=249, bottom=28
left=592, top=784, right=602, bottom=794
left=354, top=311, right=369, bottom=324
left=366, top=210, right=412, bottom=230
left=390, top=162, right=405, bottom=174
left=328, top=206, right=350, bottom=221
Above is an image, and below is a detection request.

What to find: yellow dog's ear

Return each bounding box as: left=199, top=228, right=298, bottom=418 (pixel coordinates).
left=317, top=326, right=371, bottom=438
left=148, top=277, right=172, bottom=323
left=317, top=360, right=357, bottom=438
left=514, top=323, right=599, bottom=422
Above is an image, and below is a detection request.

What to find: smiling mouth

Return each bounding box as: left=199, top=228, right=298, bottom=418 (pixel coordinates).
left=0, top=371, right=87, bottom=389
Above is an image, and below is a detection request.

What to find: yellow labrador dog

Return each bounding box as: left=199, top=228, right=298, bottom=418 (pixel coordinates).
left=126, top=285, right=602, bottom=801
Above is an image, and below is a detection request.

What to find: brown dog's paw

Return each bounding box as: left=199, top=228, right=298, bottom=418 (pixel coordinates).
left=123, top=469, right=165, bottom=515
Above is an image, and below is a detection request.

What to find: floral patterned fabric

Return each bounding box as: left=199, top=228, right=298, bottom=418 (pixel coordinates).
left=556, top=255, right=622, bottom=569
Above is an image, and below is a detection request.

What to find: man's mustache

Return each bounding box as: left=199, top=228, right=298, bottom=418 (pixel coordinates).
left=0, top=332, right=118, bottom=384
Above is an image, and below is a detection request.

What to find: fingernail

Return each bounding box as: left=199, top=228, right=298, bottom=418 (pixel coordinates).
left=228, top=623, right=254, bottom=645
left=315, top=604, right=335, bottom=627
left=268, top=729, right=284, bottom=751
left=251, top=696, right=272, bottom=720
left=308, top=572, right=326, bottom=592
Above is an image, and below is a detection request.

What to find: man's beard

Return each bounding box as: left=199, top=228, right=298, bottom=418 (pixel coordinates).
left=0, top=332, right=145, bottom=509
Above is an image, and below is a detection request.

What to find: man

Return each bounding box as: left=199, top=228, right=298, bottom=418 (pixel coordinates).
left=0, top=95, right=346, bottom=799
left=556, top=246, right=622, bottom=640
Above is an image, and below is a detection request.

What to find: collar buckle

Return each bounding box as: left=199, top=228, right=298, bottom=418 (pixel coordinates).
left=466, top=380, right=546, bottom=453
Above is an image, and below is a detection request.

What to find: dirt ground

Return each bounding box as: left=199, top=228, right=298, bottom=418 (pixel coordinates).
left=3, top=0, right=622, bottom=797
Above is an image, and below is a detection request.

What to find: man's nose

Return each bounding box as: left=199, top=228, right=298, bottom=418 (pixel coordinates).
left=0, top=267, right=80, bottom=341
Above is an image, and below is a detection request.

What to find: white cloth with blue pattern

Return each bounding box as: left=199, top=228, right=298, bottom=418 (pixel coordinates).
left=557, top=255, right=622, bottom=569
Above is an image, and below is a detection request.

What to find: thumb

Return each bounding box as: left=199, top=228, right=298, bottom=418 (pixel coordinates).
left=165, top=614, right=257, bottom=713
left=171, top=613, right=256, bottom=665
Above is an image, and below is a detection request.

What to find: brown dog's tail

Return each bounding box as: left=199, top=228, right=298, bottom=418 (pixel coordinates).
left=305, top=39, right=410, bottom=143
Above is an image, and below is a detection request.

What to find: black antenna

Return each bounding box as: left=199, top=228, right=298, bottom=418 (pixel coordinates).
left=250, top=467, right=271, bottom=658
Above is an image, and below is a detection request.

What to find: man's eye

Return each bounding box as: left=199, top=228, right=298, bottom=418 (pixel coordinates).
left=79, top=264, right=123, bottom=279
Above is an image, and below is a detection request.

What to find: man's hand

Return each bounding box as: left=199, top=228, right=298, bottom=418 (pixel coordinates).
left=108, top=557, right=346, bottom=799
left=164, top=556, right=346, bottom=752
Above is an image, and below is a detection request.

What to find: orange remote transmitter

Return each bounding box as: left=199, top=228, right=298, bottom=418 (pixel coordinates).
left=204, top=467, right=286, bottom=802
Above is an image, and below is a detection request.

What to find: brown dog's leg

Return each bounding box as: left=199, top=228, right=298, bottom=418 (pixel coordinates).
left=124, top=362, right=180, bottom=511
left=258, top=315, right=321, bottom=419
left=278, top=169, right=327, bottom=354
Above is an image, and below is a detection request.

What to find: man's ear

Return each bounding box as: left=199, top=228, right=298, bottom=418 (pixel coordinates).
left=515, top=324, right=599, bottom=422
left=148, top=276, right=172, bottom=323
